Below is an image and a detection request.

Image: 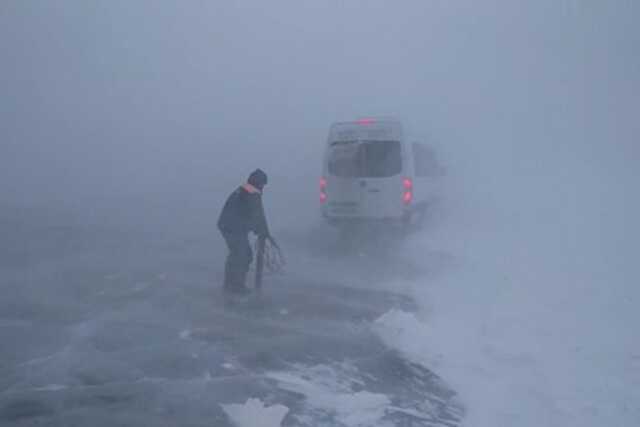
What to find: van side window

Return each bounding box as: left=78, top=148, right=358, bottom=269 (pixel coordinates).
left=413, top=143, right=440, bottom=177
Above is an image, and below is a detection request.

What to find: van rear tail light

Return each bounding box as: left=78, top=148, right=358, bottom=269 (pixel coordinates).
left=402, top=178, right=413, bottom=205
left=403, top=191, right=413, bottom=204
left=403, top=178, right=413, bottom=190
left=320, top=177, right=328, bottom=204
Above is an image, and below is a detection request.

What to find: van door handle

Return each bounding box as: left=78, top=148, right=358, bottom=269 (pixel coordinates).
left=367, top=188, right=381, bottom=193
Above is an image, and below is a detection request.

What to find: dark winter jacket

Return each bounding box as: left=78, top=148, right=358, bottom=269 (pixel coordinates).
left=217, top=183, right=269, bottom=237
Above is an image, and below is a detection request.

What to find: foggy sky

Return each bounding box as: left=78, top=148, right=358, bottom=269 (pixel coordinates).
left=1, top=1, right=638, bottom=232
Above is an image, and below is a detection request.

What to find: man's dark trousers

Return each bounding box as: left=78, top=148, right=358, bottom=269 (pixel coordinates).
left=221, top=231, right=253, bottom=290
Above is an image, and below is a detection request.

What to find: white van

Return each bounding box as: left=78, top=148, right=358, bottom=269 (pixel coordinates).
left=320, top=118, right=442, bottom=230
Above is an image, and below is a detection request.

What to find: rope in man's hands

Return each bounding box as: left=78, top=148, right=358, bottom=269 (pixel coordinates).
left=253, top=235, right=286, bottom=275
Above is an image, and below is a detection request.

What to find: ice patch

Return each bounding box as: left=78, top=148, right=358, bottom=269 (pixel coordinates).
left=221, top=398, right=289, bottom=427
left=34, top=384, right=67, bottom=392
left=266, top=364, right=391, bottom=427
left=374, top=310, right=425, bottom=356
left=132, top=281, right=150, bottom=292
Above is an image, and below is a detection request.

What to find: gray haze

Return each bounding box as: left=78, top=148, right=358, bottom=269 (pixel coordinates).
left=3, top=1, right=637, bottom=232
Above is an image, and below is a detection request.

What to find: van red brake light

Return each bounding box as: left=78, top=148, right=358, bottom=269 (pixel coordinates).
left=356, top=118, right=375, bottom=125
left=403, top=191, right=413, bottom=204
left=403, top=178, right=413, bottom=190
left=320, top=177, right=328, bottom=204
left=402, top=178, right=413, bottom=205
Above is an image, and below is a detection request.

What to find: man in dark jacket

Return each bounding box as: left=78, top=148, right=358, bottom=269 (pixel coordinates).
left=217, top=169, right=270, bottom=294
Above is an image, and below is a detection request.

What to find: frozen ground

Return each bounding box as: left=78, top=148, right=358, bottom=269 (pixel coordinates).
left=2, top=164, right=637, bottom=427
left=0, top=207, right=461, bottom=427
left=1, top=186, right=637, bottom=427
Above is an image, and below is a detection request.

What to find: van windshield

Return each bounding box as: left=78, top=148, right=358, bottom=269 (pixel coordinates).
left=328, top=141, right=401, bottom=178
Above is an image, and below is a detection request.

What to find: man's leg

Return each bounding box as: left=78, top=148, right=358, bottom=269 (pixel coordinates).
left=236, top=236, right=253, bottom=290
left=223, top=254, right=235, bottom=290
left=222, top=232, right=241, bottom=291
left=222, top=232, right=252, bottom=292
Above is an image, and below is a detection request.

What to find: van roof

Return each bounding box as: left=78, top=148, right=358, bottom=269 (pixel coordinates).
left=328, top=118, right=403, bottom=142
left=330, top=117, right=401, bottom=127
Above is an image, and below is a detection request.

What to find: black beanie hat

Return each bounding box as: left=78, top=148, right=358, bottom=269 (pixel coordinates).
left=248, top=169, right=268, bottom=189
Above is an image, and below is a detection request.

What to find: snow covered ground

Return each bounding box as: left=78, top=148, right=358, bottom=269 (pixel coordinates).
left=373, top=137, right=640, bottom=426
